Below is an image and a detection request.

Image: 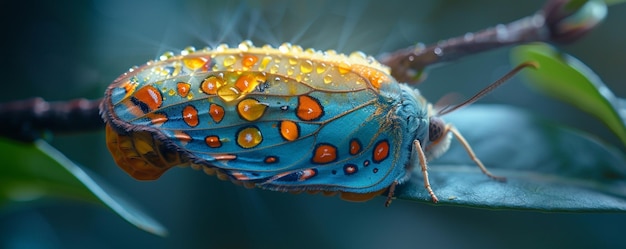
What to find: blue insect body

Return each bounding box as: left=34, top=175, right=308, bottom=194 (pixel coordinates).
left=100, top=41, right=502, bottom=205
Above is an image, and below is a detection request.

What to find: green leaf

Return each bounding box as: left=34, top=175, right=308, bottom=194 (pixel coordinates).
left=510, top=43, right=626, bottom=147
left=396, top=105, right=626, bottom=211
left=0, top=138, right=168, bottom=236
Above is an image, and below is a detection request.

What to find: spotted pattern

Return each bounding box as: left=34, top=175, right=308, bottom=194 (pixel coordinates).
left=103, top=41, right=417, bottom=205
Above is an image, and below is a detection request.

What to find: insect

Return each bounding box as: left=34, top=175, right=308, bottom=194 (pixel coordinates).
left=101, top=40, right=530, bottom=206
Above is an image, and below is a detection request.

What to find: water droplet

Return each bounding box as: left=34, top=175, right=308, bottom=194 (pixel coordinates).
left=288, top=57, right=298, bottom=65
left=270, top=64, right=280, bottom=74
left=242, top=54, right=258, bottom=67
left=291, top=45, right=303, bottom=53
left=259, top=56, right=272, bottom=71
left=287, top=67, right=294, bottom=76
left=300, top=60, right=313, bottom=73
left=223, top=55, right=237, bottom=67
left=433, top=47, right=443, bottom=56
left=338, top=62, right=351, bottom=74
left=279, top=43, right=292, bottom=53
left=217, top=86, right=240, bottom=102
left=316, top=63, right=327, bottom=74
left=183, top=56, right=209, bottom=70
left=159, top=51, right=174, bottom=61
left=238, top=40, right=253, bottom=51
left=181, top=46, right=196, bottom=56
left=304, top=48, right=316, bottom=54
left=349, top=51, right=366, bottom=60
left=215, top=44, right=229, bottom=52
left=323, top=74, right=332, bottom=84
left=325, top=50, right=337, bottom=56
left=168, top=89, right=176, bottom=96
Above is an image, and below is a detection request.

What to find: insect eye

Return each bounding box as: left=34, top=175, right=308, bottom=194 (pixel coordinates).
left=428, top=117, right=445, bottom=142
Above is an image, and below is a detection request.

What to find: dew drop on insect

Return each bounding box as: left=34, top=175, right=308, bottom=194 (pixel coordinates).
left=159, top=51, right=174, bottom=61
left=238, top=40, right=253, bottom=51
left=300, top=60, right=313, bottom=73
left=181, top=46, right=196, bottom=56
left=223, top=55, right=237, bottom=67
left=217, top=86, right=241, bottom=102
left=338, top=62, right=351, bottom=74
left=259, top=56, right=272, bottom=71
left=316, top=63, right=327, bottom=74
left=287, top=67, right=294, bottom=76
left=242, top=54, right=258, bottom=68
left=323, top=74, right=333, bottom=84
left=215, top=44, right=229, bottom=52
left=349, top=51, right=366, bottom=60
left=183, top=56, right=209, bottom=70
left=279, top=43, right=292, bottom=53
left=288, top=57, right=298, bottom=66
left=270, top=64, right=280, bottom=74
left=291, top=45, right=303, bottom=54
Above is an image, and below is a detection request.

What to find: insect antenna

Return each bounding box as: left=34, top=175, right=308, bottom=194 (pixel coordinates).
left=437, top=62, right=539, bottom=116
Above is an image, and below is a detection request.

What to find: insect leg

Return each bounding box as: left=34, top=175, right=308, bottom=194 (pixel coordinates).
left=385, top=181, right=398, bottom=207
left=414, top=140, right=439, bottom=203
left=447, top=125, right=507, bottom=182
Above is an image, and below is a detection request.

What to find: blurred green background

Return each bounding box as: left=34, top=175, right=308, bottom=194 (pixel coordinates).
left=1, top=0, right=625, bottom=248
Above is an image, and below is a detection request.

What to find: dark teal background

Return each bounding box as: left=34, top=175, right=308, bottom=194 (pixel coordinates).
left=1, top=0, right=625, bottom=248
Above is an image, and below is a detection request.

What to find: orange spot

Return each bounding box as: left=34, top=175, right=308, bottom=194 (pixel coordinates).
left=312, top=143, right=337, bottom=164
left=279, top=120, right=299, bottom=141
left=209, top=103, right=225, bottom=123
left=264, top=156, right=278, bottom=164
left=237, top=98, right=267, bottom=121
left=134, top=85, right=162, bottom=111
left=174, top=131, right=192, bottom=144
left=373, top=140, right=390, bottom=163
left=201, top=76, right=223, bottom=95
left=296, top=95, right=324, bottom=121
left=183, top=56, right=209, bottom=70
left=349, top=139, right=361, bottom=155
left=147, top=113, right=168, bottom=125
left=205, top=135, right=222, bottom=148
left=242, top=54, right=258, bottom=67
left=237, top=126, right=263, bottom=149
left=182, top=105, right=199, bottom=127
left=177, top=82, right=191, bottom=97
